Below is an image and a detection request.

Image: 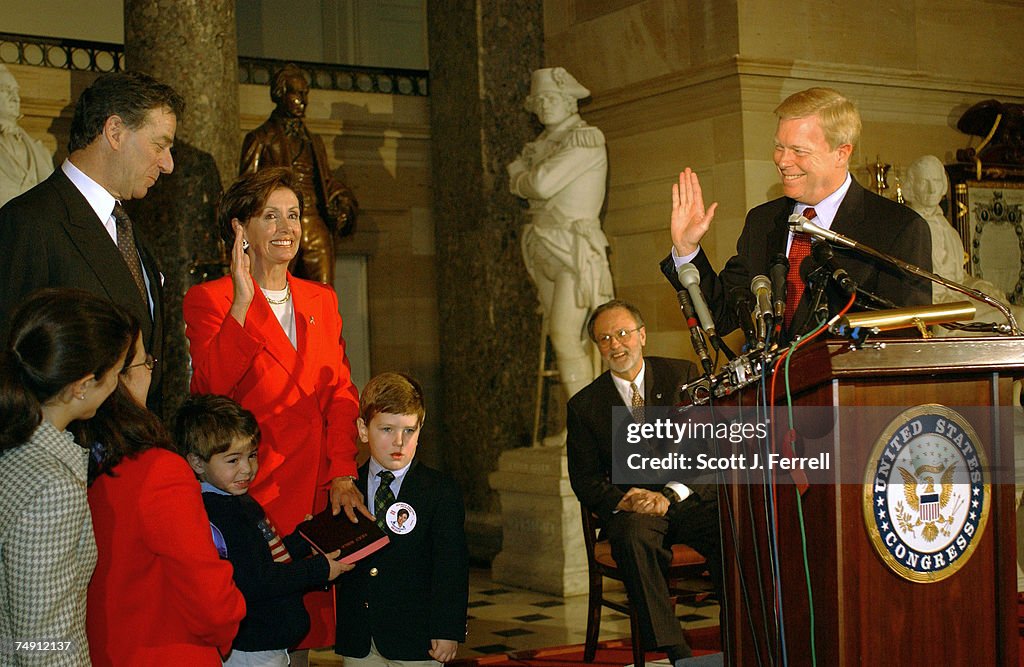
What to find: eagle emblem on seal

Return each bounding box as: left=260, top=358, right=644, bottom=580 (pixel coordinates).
left=895, top=463, right=959, bottom=542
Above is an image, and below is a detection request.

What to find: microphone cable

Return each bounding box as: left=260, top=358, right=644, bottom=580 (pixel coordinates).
left=705, top=388, right=767, bottom=667
left=767, top=291, right=856, bottom=667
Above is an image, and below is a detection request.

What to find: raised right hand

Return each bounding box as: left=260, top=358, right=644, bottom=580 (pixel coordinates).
left=228, top=219, right=254, bottom=326
left=671, top=168, right=718, bottom=258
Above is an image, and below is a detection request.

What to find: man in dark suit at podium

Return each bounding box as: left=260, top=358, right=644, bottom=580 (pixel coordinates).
left=659, top=87, right=932, bottom=340
left=567, top=299, right=721, bottom=665
left=0, top=71, right=183, bottom=409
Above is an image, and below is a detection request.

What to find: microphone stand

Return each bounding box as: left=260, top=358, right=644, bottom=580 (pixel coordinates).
left=789, top=215, right=1022, bottom=335
left=793, top=271, right=830, bottom=337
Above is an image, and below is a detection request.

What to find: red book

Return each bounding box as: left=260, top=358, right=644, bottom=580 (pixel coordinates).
left=297, top=508, right=390, bottom=564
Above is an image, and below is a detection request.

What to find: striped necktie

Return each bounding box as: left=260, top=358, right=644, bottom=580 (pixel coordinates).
left=374, top=470, right=396, bottom=531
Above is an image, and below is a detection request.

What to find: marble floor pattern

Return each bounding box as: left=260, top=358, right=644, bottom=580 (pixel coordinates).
left=311, top=566, right=719, bottom=664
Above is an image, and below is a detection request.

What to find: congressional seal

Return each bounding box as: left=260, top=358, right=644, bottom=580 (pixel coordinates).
left=862, top=404, right=990, bottom=583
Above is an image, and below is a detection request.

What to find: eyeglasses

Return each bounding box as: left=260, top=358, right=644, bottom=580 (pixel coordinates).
left=122, top=354, right=157, bottom=373
left=595, top=327, right=642, bottom=348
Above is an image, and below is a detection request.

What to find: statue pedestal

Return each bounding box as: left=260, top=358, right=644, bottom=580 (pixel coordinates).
left=488, top=446, right=587, bottom=596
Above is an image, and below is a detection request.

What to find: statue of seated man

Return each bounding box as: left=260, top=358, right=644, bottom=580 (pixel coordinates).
left=0, top=65, right=53, bottom=208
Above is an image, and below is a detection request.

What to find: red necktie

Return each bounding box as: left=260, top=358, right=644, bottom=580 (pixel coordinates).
left=784, top=207, right=816, bottom=327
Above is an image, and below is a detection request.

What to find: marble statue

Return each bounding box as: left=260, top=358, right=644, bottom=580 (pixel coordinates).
left=0, top=65, right=53, bottom=208
left=904, top=155, right=1004, bottom=304
left=240, top=63, right=358, bottom=285
left=904, top=154, right=1024, bottom=334
left=508, top=67, right=613, bottom=440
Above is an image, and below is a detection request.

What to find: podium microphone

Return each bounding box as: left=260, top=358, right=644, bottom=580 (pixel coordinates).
left=787, top=213, right=1021, bottom=334
left=678, top=263, right=736, bottom=360
left=728, top=286, right=759, bottom=351
left=677, top=264, right=717, bottom=336
left=750, top=275, right=772, bottom=346
left=769, top=254, right=789, bottom=322
left=798, top=254, right=830, bottom=329
left=676, top=288, right=714, bottom=375
left=810, top=241, right=857, bottom=296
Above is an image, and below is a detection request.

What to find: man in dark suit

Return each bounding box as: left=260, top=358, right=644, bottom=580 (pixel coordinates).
left=660, top=87, right=932, bottom=340
left=567, top=299, right=720, bottom=666
left=0, top=71, right=183, bottom=408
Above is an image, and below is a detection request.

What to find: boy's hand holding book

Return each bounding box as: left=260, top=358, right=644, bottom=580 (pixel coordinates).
left=324, top=549, right=354, bottom=580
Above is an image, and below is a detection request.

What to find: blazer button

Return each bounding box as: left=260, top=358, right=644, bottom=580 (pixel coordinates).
left=363, top=602, right=369, bottom=609
left=369, top=567, right=379, bottom=576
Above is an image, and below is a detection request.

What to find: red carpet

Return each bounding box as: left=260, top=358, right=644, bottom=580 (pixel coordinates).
left=453, top=627, right=721, bottom=667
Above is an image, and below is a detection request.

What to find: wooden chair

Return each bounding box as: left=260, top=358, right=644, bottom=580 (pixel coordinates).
left=580, top=504, right=709, bottom=666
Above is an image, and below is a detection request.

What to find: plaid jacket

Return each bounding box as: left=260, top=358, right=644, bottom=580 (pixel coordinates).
left=0, top=420, right=95, bottom=665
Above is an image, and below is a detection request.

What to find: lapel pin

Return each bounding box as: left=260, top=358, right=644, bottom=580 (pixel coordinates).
left=309, top=315, right=315, bottom=325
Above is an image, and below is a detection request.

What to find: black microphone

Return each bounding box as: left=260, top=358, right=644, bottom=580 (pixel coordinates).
left=749, top=275, right=772, bottom=346
left=769, top=254, right=789, bottom=322
left=811, top=242, right=857, bottom=296
left=676, top=288, right=714, bottom=375
left=798, top=253, right=830, bottom=327
left=728, top=286, right=758, bottom=351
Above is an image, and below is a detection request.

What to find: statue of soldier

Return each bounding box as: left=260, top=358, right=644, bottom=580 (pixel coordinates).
left=240, top=63, right=358, bottom=285
left=508, top=67, right=614, bottom=443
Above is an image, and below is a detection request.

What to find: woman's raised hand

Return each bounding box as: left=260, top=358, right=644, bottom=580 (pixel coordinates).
left=228, top=219, right=254, bottom=326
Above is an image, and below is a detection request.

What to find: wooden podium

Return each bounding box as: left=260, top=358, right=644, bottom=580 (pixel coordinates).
left=719, top=337, right=1022, bottom=666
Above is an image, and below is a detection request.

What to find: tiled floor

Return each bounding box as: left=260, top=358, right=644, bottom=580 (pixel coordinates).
left=311, top=566, right=719, bottom=664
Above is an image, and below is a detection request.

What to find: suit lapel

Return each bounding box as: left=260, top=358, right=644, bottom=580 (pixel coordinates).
left=395, top=460, right=421, bottom=501
left=243, top=274, right=305, bottom=388
left=290, top=277, right=326, bottom=399
left=596, top=371, right=624, bottom=408
left=830, top=178, right=865, bottom=239
left=50, top=171, right=155, bottom=332
left=645, top=358, right=680, bottom=407
left=767, top=203, right=794, bottom=270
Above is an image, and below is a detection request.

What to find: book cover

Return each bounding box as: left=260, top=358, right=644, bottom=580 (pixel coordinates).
left=297, top=508, right=390, bottom=564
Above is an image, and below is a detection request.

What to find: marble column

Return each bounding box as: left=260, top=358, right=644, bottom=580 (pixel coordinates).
left=124, top=0, right=239, bottom=419
left=122, top=0, right=238, bottom=418
left=428, top=1, right=588, bottom=594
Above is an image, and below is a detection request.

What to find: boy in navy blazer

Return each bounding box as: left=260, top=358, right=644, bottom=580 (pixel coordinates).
left=335, top=372, right=468, bottom=665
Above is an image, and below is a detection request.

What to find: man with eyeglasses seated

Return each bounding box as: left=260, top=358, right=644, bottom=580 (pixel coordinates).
left=567, top=299, right=721, bottom=666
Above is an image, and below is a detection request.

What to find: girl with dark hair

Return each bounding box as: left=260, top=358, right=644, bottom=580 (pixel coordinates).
left=82, top=334, right=245, bottom=665
left=0, top=288, right=135, bottom=666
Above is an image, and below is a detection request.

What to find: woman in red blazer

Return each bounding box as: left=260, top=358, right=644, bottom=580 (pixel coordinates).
left=85, top=333, right=245, bottom=665
left=183, top=168, right=366, bottom=652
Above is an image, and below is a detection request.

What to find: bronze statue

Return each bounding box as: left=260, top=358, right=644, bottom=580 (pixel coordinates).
left=240, top=63, right=357, bottom=285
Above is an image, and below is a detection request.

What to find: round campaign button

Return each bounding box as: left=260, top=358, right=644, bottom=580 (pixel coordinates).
left=386, top=502, right=417, bottom=535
